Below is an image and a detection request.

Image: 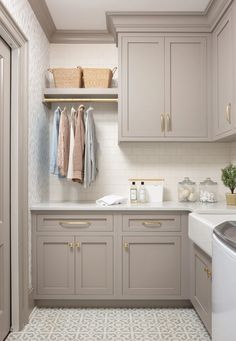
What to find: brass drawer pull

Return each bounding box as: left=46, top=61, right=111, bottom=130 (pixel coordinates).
left=142, top=221, right=162, bottom=227
left=59, top=221, right=91, bottom=228
left=68, top=242, right=74, bottom=249
left=124, top=242, right=129, bottom=250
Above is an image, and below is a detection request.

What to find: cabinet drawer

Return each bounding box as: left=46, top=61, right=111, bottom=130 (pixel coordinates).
left=123, top=214, right=181, bottom=232
left=36, top=214, right=113, bottom=232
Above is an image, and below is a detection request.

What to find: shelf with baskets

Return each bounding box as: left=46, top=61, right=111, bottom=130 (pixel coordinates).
left=43, top=88, right=118, bottom=108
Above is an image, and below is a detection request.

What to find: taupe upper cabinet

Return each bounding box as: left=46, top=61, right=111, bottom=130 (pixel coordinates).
left=119, top=34, right=209, bottom=141
left=213, top=9, right=234, bottom=138
left=119, top=36, right=165, bottom=139
left=165, top=37, right=208, bottom=139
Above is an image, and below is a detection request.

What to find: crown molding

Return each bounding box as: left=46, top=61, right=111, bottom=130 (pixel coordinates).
left=28, top=0, right=233, bottom=44
left=28, top=0, right=55, bottom=40
left=51, top=30, right=114, bottom=44
left=106, top=0, right=234, bottom=43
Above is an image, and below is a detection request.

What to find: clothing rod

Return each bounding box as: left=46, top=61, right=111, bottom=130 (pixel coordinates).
left=43, top=98, right=118, bottom=103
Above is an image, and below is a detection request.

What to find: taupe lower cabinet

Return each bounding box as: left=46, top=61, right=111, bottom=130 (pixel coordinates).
left=119, top=34, right=209, bottom=141
left=36, top=235, right=113, bottom=297
left=122, top=236, right=181, bottom=296
left=191, top=244, right=212, bottom=335
left=32, top=211, right=189, bottom=301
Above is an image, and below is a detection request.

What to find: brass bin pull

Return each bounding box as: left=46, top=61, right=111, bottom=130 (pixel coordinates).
left=68, top=242, right=74, bottom=249
left=142, top=221, right=162, bottom=227
left=124, top=242, right=129, bottom=250
left=60, top=221, right=91, bottom=228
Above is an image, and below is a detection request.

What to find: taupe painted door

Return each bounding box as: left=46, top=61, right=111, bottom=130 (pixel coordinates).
left=165, top=37, right=208, bottom=138
left=191, top=245, right=212, bottom=334
left=75, top=236, right=113, bottom=295
left=123, top=236, right=181, bottom=296
left=213, top=10, right=234, bottom=135
left=120, top=35, right=165, bottom=140
left=0, top=37, right=11, bottom=341
left=36, top=236, right=75, bottom=295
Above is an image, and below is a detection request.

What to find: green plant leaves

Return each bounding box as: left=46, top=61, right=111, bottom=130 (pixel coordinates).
left=221, top=164, right=236, bottom=194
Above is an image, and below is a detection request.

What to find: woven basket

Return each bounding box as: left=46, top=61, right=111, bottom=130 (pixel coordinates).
left=48, top=67, right=82, bottom=88
left=83, top=67, right=117, bottom=88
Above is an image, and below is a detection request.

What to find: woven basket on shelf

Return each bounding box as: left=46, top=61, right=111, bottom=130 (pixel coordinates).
left=48, top=67, right=82, bottom=88
left=83, top=67, right=117, bottom=88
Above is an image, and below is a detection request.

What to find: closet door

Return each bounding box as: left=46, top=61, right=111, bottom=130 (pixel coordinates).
left=119, top=35, right=165, bottom=141
left=0, top=37, right=11, bottom=341
left=164, top=37, right=208, bottom=138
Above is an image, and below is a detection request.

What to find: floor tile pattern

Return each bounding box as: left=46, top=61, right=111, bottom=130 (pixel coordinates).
left=7, top=307, right=211, bottom=340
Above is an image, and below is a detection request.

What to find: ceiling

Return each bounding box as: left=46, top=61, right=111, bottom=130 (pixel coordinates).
left=45, top=0, right=212, bottom=31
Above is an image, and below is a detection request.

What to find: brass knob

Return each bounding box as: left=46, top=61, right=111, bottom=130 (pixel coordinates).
left=76, top=242, right=80, bottom=249
left=68, top=242, right=74, bottom=249
left=124, top=242, right=129, bottom=250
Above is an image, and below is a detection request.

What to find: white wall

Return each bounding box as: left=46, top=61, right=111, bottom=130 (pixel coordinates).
left=1, top=0, right=50, bottom=288
left=49, top=44, right=231, bottom=202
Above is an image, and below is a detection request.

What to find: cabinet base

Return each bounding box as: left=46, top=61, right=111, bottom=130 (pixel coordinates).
left=35, top=299, right=192, bottom=309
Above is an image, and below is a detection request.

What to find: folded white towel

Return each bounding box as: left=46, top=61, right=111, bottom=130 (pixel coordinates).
left=96, top=195, right=127, bottom=206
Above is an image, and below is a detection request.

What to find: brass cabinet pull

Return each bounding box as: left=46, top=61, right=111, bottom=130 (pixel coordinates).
left=160, top=114, right=165, bottom=132
left=226, top=103, right=231, bottom=124
left=59, top=221, right=91, bottom=228
left=124, top=242, right=129, bottom=250
left=142, top=221, right=162, bottom=227
left=207, top=269, right=212, bottom=279
left=68, top=242, right=74, bottom=249
left=166, top=113, right=171, bottom=132
left=204, top=267, right=212, bottom=279
left=76, top=242, right=80, bottom=249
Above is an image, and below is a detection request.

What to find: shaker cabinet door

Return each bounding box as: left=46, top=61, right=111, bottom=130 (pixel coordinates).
left=213, top=10, right=234, bottom=136
left=191, top=244, right=212, bottom=335
left=75, top=236, right=113, bottom=295
left=122, top=236, right=181, bottom=296
left=36, top=236, right=75, bottom=295
left=119, top=35, right=165, bottom=140
left=165, top=37, right=208, bottom=138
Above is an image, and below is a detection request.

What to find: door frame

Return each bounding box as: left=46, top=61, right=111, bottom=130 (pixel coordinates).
left=0, top=3, right=29, bottom=331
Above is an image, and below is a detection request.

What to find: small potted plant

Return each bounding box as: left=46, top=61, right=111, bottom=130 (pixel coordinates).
left=221, top=164, right=236, bottom=205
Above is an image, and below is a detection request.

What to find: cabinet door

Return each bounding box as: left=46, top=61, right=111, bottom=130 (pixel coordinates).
left=75, top=236, right=113, bottom=295
left=213, top=11, right=234, bottom=136
left=123, top=236, right=181, bottom=296
left=165, top=37, right=208, bottom=138
left=119, top=35, right=165, bottom=140
left=191, top=244, right=212, bottom=335
left=37, top=236, right=75, bottom=295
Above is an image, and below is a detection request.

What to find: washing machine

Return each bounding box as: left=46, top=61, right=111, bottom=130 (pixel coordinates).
left=212, top=221, right=236, bottom=341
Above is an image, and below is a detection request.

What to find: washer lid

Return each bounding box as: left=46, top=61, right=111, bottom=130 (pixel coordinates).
left=214, top=221, right=236, bottom=250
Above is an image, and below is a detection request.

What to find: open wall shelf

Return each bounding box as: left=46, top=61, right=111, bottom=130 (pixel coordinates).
left=43, top=88, right=118, bottom=108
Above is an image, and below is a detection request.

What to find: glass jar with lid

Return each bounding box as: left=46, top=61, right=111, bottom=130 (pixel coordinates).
left=178, top=177, right=198, bottom=202
left=199, top=177, right=218, bottom=203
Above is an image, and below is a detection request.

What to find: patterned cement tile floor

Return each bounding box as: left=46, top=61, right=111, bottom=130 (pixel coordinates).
left=7, top=307, right=211, bottom=341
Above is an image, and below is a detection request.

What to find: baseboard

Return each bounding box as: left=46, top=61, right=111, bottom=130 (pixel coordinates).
left=28, top=288, right=35, bottom=316
left=35, top=299, right=192, bottom=309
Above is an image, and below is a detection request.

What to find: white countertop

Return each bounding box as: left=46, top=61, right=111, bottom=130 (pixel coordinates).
left=30, top=201, right=236, bottom=213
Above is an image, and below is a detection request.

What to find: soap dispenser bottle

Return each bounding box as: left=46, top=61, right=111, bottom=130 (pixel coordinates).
left=139, top=181, right=146, bottom=203
left=130, top=181, right=138, bottom=203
